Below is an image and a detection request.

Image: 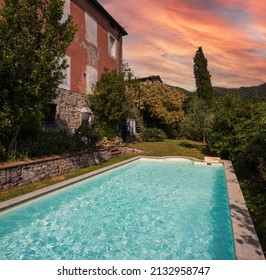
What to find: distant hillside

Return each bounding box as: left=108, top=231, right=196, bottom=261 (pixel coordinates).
left=139, top=75, right=193, bottom=95
left=213, top=83, right=266, bottom=101
left=166, top=82, right=266, bottom=101
left=172, top=86, right=192, bottom=95
left=168, top=85, right=192, bottom=95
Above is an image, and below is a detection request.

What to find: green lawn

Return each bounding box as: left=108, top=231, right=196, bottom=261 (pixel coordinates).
left=129, top=139, right=212, bottom=158
left=0, top=139, right=212, bottom=202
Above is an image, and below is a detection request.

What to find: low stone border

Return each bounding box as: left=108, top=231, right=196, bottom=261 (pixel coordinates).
left=0, top=156, right=264, bottom=260
left=0, top=149, right=112, bottom=190
left=0, top=146, right=146, bottom=191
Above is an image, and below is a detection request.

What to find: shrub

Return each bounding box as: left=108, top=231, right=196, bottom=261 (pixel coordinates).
left=141, top=128, right=166, bottom=142
left=18, top=131, right=87, bottom=158
left=98, top=122, right=117, bottom=140
left=180, top=95, right=213, bottom=142
left=75, top=119, right=102, bottom=146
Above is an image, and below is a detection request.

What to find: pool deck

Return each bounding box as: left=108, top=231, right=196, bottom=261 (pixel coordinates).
left=0, top=156, right=265, bottom=260
left=222, top=160, right=265, bottom=260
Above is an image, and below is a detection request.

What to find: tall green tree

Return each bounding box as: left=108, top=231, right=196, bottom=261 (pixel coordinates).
left=207, top=92, right=251, bottom=159
left=0, top=0, right=76, bottom=159
left=180, top=94, right=213, bottom=143
left=193, top=47, right=213, bottom=106
left=88, top=65, right=138, bottom=138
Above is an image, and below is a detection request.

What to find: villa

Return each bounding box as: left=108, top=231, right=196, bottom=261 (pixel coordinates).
left=0, top=0, right=127, bottom=133
left=45, top=0, right=127, bottom=133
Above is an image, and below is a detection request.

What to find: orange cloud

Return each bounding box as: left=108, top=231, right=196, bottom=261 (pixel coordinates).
left=99, top=0, right=266, bottom=90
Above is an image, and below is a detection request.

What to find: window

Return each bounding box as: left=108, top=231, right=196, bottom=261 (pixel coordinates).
left=59, top=55, right=71, bottom=90
left=86, top=66, right=98, bottom=94
left=45, top=103, right=57, bottom=123
left=85, top=13, right=97, bottom=47
left=109, top=35, right=116, bottom=57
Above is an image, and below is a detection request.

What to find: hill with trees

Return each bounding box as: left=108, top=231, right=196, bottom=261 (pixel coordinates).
left=213, top=83, right=266, bottom=100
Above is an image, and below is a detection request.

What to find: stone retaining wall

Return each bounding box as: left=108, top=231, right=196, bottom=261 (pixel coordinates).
left=0, top=150, right=111, bottom=191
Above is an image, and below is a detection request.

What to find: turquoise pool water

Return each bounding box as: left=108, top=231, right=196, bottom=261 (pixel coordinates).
left=0, top=158, right=235, bottom=260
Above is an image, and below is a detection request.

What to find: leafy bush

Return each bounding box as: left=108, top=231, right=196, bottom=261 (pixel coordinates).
left=139, top=82, right=186, bottom=132
left=180, top=95, right=213, bottom=142
left=98, top=122, right=117, bottom=140
left=17, top=131, right=87, bottom=158
left=0, top=143, right=5, bottom=161
left=0, top=0, right=76, bottom=159
left=141, top=128, right=166, bottom=142
left=206, top=93, right=266, bottom=252
left=88, top=67, right=137, bottom=137
left=75, top=119, right=102, bottom=146
left=207, top=92, right=251, bottom=159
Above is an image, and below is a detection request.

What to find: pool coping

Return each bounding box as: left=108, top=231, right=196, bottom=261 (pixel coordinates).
left=0, top=156, right=265, bottom=260
left=222, top=160, right=265, bottom=260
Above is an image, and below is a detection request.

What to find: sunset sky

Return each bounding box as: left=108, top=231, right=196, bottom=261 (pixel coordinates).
left=98, top=0, right=266, bottom=91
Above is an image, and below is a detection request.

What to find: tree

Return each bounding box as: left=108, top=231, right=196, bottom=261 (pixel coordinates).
left=139, top=82, right=186, bottom=136
left=207, top=92, right=251, bottom=159
left=0, top=0, right=76, bottom=159
left=206, top=94, right=266, bottom=250
left=88, top=65, right=138, bottom=138
left=193, top=47, right=213, bottom=106
left=180, top=94, right=213, bottom=142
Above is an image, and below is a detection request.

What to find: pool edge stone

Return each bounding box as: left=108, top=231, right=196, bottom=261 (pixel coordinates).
left=222, top=160, right=265, bottom=260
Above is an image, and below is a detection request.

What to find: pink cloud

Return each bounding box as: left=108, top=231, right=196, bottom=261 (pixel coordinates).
left=98, top=0, right=266, bottom=90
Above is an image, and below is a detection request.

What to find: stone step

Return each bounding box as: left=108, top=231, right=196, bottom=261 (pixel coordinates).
left=110, top=147, right=122, bottom=156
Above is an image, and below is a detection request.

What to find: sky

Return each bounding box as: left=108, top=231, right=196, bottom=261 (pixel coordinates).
left=98, top=0, right=266, bottom=91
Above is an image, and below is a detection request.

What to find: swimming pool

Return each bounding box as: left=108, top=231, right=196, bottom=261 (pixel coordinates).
left=0, top=157, right=235, bottom=260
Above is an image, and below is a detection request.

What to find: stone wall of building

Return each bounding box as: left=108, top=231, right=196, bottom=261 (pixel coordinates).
left=43, top=89, right=88, bottom=134
left=55, top=89, right=88, bottom=134
left=0, top=149, right=111, bottom=191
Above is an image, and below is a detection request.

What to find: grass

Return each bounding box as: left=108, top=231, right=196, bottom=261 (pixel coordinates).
left=0, top=139, right=212, bottom=203
left=129, top=139, right=212, bottom=158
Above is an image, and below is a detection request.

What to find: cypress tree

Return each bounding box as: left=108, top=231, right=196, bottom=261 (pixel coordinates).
left=193, top=47, right=213, bottom=106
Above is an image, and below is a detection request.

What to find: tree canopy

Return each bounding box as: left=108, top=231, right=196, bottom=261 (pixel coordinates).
left=88, top=65, right=138, bottom=138
left=193, top=47, right=213, bottom=106
left=139, top=82, right=186, bottom=135
left=207, top=92, right=251, bottom=159
left=181, top=94, right=213, bottom=142
left=0, top=0, right=76, bottom=158
left=206, top=93, right=266, bottom=249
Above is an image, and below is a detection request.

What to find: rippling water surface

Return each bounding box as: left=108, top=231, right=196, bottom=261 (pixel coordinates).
left=0, top=159, right=235, bottom=259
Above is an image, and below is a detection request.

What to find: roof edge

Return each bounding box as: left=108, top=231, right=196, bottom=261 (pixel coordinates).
left=90, top=0, right=128, bottom=36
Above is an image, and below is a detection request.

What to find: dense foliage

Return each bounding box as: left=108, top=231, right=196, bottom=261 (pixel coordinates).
left=214, top=83, right=266, bottom=101
left=17, top=131, right=87, bottom=158
left=141, top=128, right=166, bottom=142
left=193, top=47, right=213, bottom=106
left=88, top=66, right=138, bottom=138
left=181, top=94, right=213, bottom=142
left=139, top=82, right=186, bottom=137
left=207, top=92, right=251, bottom=159
left=0, top=0, right=76, bottom=159
left=207, top=93, right=266, bottom=251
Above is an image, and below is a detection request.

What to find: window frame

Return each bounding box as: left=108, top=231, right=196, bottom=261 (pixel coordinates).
left=85, top=12, right=98, bottom=47
left=45, top=103, right=57, bottom=124
left=108, top=34, right=116, bottom=58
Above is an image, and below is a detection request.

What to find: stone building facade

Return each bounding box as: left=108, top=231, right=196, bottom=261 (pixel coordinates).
left=0, top=0, right=127, bottom=133
left=47, top=0, right=127, bottom=133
